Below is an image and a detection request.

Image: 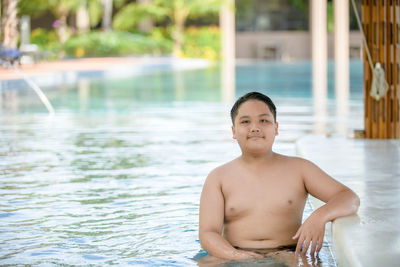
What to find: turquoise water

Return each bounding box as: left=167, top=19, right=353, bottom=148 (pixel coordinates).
left=0, top=60, right=363, bottom=266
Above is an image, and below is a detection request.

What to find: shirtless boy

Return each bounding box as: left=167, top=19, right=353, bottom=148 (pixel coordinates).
left=199, top=92, right=360, bottom=261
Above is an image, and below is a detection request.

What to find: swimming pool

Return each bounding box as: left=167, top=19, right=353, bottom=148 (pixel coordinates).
left=0, top=60, right=363, bottom=266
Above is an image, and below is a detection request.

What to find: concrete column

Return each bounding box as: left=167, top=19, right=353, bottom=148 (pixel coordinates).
left=19, top=15, right=30, bottom=46
left=220, top=0, right=235, bottom=102
left=312, top=0, right=328, bottom=132
left=334, top=0, right=350, bottom=134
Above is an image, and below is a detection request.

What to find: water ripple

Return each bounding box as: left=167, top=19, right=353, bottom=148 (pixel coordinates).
left=0, top=62, right=365, bottom=265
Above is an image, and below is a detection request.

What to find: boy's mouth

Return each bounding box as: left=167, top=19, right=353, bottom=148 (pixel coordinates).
left=247, top=135, right=264, bottom=139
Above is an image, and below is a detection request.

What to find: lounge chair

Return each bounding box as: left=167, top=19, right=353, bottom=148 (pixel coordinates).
left=20, top=44, right=39, bottom=63
left=0, top=44, right=21, bottom=65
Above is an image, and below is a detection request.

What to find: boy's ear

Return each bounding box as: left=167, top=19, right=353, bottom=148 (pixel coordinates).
left=275, top=122, right=279, bottom=136
left=232, top=125, right=237, bottom=139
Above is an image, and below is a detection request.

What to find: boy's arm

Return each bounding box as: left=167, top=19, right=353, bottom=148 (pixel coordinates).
left=293, top=159, right=360, bottom=256
left=199, top=170, right=263, bottom=260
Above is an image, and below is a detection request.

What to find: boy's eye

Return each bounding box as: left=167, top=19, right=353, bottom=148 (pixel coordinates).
left=260, top=119, right=268, bottom=123
left=240, top=120, right=249, bottom=124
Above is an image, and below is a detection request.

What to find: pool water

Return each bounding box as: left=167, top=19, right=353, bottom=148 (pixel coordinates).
left=0, top=60, right=363, bottom=266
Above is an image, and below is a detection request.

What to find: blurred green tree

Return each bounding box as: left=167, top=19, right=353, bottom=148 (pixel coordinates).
left=112, top=0, right=224, bottom=57
left=18, top=0, right=118, bottom=44
left=18, top=0, right=80, bottom=44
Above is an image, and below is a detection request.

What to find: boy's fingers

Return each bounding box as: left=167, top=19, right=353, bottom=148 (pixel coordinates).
left=299, top=253, right=312, bottom=267
left=310, top=239, right=317, bottom=256
left=292, top=227, right=301, bottom=240
left=301, top=237, right=311, bottom=255
left=295, top=236, right=304, bottom=255
left=317, top=237, right=324, bottom=254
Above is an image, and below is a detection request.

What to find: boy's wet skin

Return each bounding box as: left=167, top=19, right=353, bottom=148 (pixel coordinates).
left=198, top=92, right=360, bottom=264
left=222, top=152, right=307, bottom=250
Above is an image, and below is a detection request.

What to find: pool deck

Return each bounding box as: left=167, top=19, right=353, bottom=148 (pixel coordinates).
left=0, top=56, right=210, bottom=81
left=296, top=134, right=400, bottom=267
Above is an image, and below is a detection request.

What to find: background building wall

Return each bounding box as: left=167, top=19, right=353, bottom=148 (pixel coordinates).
left=236, top=31, right=362, bottom=61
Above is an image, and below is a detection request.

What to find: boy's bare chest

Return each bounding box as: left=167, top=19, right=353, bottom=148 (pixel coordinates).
left=222, top=173, right=307, bottom=220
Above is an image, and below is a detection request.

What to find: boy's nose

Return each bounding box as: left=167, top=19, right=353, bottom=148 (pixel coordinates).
left=251, top=127, right=260, bottom=132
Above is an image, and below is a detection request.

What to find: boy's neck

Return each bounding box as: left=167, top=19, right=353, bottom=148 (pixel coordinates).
left=240, top=150, right=275, bottom=165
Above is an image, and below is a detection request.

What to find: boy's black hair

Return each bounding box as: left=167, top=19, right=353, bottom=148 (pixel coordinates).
left=230, top=92, right=276, bottom=124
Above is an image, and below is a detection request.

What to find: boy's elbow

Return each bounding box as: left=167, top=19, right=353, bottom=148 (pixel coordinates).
left=198, top=231, right=211, bottom=250
left=198, top=230, right=206, bottom=243
left=199, top=228, right=220, bottom=248
left=199, top=229, right=213, bottom=239
left=198, top=228, right=209, bottom=245
left=198, top=233, right=205, bottom=249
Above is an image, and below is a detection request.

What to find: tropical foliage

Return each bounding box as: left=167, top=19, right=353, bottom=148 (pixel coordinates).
left=63, top=30, right=172, bottom=57
left=182, top=26, right=221, bottom=60
left=19, top=0, right=80, bottom=43
left=30, top=28, right=60, bottom=59
left=4, top=0, right=226, bottom=59
left=112, top=0, right=224, bottom=56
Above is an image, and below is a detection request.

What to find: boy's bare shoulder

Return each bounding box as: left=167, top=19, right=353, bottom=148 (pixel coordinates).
left=274, top=153, right=312, bottom=168
left=206, top=158, right=240, bottom=182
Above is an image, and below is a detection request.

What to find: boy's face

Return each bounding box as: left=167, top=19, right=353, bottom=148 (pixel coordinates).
left=231, top=99, right=278, bottom=154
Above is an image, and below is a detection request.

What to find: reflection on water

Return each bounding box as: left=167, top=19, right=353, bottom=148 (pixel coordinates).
left=0, top=61, right=363, bottom=265
left=221, top=59, right=236, bottom=103
left=196, top=245, right=325, bottom=267
left=78, top=78, right=90, bottom=112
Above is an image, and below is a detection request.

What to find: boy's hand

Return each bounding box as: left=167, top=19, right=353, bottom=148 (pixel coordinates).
left=233, top=249, right=264, bottom=260
left=292, top=212, right=326, bottom=256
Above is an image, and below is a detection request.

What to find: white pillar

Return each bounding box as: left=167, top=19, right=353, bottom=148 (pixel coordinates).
left=220, top=0, right=235, bottom=63
left=102, top=0, right=113, bottom=31
left=334, top=0, right=350, bottom=134
left=20, top=15, right=31, bottom=46
left=220, top=0, right=235, bottom=102
left=76, top=2, right=90, bottom=34
left=312, top=0, right=328, bottom=133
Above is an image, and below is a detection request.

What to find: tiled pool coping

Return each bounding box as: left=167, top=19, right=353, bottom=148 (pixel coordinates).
left=296, top=134, right=400, bottom=267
